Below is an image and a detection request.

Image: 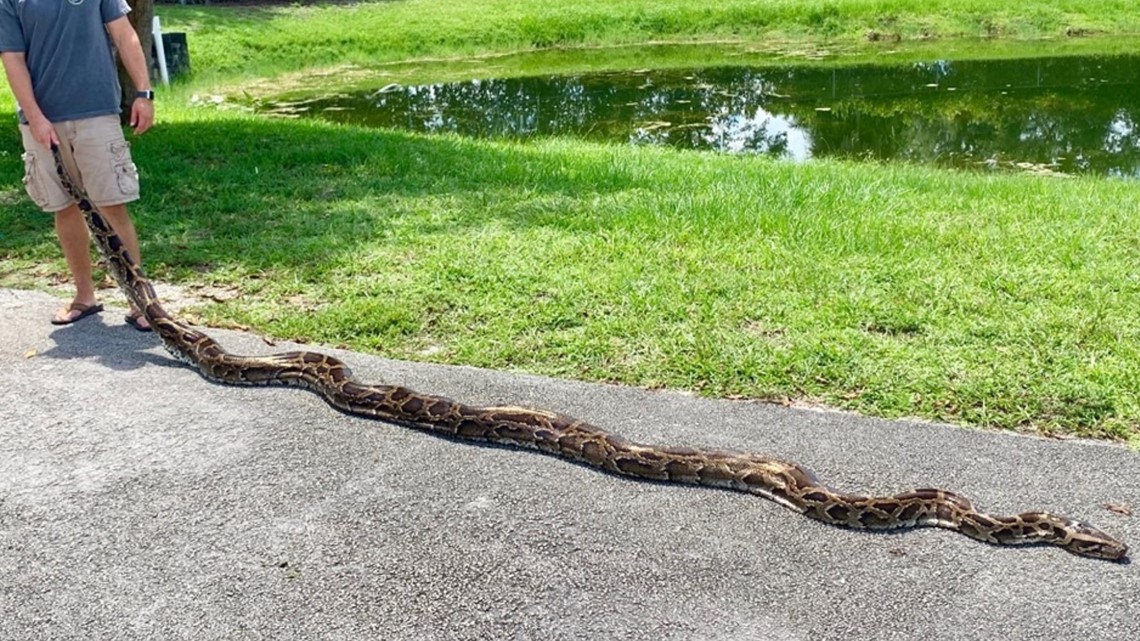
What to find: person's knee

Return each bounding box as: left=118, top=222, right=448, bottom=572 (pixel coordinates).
left=53, top=204, right=84, bottom=226
left=97, top=203, right=131, bottom=224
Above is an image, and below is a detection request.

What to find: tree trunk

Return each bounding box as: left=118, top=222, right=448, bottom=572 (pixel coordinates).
left=118, top=0, right=155, bottom=125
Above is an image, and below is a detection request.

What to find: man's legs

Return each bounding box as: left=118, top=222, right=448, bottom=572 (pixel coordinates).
left=43, top=115, right=149, bottom=328
left=52, top=201, right=149, bottom=328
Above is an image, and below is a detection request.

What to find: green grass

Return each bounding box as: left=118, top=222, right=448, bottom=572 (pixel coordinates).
left=2, top=2, right=1140, bottom=442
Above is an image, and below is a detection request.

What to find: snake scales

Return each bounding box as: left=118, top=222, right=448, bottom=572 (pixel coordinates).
left=50, top=145, right=1128, bottom=561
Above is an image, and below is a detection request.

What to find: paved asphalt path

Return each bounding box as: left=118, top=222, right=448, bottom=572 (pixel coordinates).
left=1, top=288, right=1138, bottom=640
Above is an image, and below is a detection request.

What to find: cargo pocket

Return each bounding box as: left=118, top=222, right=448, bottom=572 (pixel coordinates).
left=109, top=140, right=131, bottom=161
left=114, top=161, right=140, bottom=198
left=108, top=141, right=139, bottom=198
left=20, top=152, right=50, bottom=209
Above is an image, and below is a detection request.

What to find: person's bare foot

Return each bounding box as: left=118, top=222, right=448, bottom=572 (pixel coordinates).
left=51, top=300, right=104, bottom=325
left=125, top=309, right=153, bottom=332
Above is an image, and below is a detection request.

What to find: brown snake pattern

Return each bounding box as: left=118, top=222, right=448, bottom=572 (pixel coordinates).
left=50, top=145, right=1128, bottom=561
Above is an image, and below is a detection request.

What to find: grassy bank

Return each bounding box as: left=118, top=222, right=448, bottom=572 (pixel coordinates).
left=159, top=0, right=1140, bottom=83
left=1, top=2, right=1139, bottom=443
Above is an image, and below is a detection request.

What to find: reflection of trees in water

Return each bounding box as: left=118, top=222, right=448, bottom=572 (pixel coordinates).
left=699, top=109, right=795, bottom=157
left=364, top=68, right=813, bottom=158
left=1103, top=110, right=1140, bottom=177
left=808, top=91, right=1140, bottom=176
left=294, top=55, right=1140, bottom=177
left=628, top=72, right=806, bottom=156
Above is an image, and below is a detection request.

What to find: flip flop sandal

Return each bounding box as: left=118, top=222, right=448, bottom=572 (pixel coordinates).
left=50, top=302, right=104, bottom=325
left=124, top=312, right=154, bottom=333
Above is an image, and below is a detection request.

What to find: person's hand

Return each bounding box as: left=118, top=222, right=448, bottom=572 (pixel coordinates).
left=130, top=97, right=154, bottom=135
left=27, top=113, right=58, bottom=148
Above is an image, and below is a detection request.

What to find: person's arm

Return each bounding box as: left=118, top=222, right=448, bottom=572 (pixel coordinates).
left=0, top=51, right=57, bottom=146
left=105, top=16, right=153, bottom=135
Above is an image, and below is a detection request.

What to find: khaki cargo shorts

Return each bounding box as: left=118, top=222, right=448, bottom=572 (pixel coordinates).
left=18, top=114, right=140, bottom=213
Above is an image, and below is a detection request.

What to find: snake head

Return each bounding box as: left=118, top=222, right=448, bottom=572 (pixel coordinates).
left=1064, top=521, right=1129, bottom=561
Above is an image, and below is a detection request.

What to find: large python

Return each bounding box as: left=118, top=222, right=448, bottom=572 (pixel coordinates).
left=50, top=145, right=1128, bottom=561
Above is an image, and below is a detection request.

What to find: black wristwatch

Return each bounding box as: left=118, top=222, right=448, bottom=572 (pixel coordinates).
left=135, top=90, right=155, bottom=100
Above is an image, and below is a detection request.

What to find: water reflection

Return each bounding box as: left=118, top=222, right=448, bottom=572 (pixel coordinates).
left=262, top=55, right=1140, bottom=177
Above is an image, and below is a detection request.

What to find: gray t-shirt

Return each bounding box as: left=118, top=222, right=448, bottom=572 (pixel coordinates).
left=0, top=0, right=130, bottom=123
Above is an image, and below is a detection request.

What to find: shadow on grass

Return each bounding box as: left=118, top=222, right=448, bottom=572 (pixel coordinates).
left=0, top=116, right=642, bottom=277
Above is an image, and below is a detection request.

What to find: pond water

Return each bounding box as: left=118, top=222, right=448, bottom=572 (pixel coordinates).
left=261, top=54, right=1140, bottom=177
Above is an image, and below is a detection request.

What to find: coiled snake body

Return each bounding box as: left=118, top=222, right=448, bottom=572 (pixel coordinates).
left=51, top=146, right=1128, bottom=561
